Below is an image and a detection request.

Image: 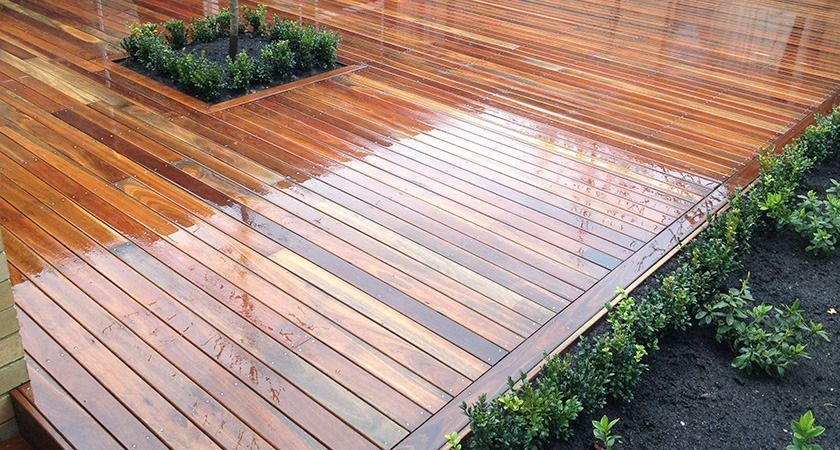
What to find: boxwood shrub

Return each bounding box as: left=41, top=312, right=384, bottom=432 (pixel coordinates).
left=457, top=105, right=840, bottom=450
left=120, top=5, right=340, bottom=101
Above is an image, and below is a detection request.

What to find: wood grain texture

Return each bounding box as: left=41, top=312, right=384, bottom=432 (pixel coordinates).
left=0, top=0, right=837, bottom=448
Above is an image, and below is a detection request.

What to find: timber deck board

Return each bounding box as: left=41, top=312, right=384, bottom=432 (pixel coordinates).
left=0, top=0, right=838, bottom=448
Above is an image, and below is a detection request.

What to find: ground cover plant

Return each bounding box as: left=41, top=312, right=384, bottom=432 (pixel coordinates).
left=452, top=106, right=840, bottom=449
left=120, top=5, right=340, bottom=102
left=591, top=416, right=621, bottom=450
left=788, top=411, right=827, bottom=450
left=696, top=276, right=829, bottom=376
left=785, top=181, right=840, bottom=255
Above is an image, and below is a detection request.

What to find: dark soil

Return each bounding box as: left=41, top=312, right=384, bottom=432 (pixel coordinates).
left=557, top=156, right=840, bottom=450
left=120, top=34, right=342, bottom=104
left=186, top=33, right=272, bottom=62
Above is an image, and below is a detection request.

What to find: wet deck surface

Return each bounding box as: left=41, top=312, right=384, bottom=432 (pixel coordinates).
left=0, top=0, right=838, bottom=448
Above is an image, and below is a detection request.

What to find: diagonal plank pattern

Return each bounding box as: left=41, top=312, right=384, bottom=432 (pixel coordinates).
left=0, top=0, right=838, bottom=448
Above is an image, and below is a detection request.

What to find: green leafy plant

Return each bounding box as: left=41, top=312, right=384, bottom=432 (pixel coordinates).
left=787, top=410, right=825, bottom=450
left=733, top=300, right=829, bottom=376
left=188, top=7, right=235, bottom=43
left=267, top=18, right=319, bottom=70
left=226, top=50, right=255, bottom=91
left=696, top=276, right=753, bottom=343
left=542, top=345, right=608, bottom=413
left=636, top=268, right=699, bottom=350
left=751, top=144, right=815, bottom=230
left=255, top=40, right=294, bottom=82
left=243, top=4, right=268, bottom=35
left=163, top=19, right=188, bottom=48
left=445, top=432, right=462, bottom=450
left=120, top=22, right=158, bottom=58
left=696, top=276, right=829, bottom=376
left=693, top=206, right=746, bottom=275
left=295, top=24, right=318, bottom=70
left=120, top=24, right=177, bottom=76
left=758, top=190, right=793, bottom=227
left=212, top=7, right=233, bottom=37
left=797, top=112, right=840, bottom=162
left=189, top=16, right=218, bottom=42
left=313, top=29, right=340, bottom=69
left=138, top=37, right=171, bottom=73
left=787, top=180, right=840, bottom=256
left=461, top=374, right=581, bottom=450
left=592, top=415, right=621, bottom=450
left=599, top=296, right=648, bottom=401
left=268, top=16, right=300, bottom=43
left=174, top=51, right=225, bottom=100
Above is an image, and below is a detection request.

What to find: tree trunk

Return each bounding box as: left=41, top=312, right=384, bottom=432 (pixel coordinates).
left=229, top=0, right=239, bottom=59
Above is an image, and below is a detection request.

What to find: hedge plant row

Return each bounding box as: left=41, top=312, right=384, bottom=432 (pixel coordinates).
left=120, top=5, right=340, bottom=100
left=458, top=105, right=840, bottom=450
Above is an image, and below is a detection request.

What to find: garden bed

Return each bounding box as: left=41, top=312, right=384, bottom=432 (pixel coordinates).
left=118, top=5, right=340, bottom=103
left=557, top=155, right=840, bottom=449
left=120, top=33, right=344, bottom=104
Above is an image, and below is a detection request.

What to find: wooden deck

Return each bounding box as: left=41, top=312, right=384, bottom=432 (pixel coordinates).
left=0, top=0, right=838, bottom=448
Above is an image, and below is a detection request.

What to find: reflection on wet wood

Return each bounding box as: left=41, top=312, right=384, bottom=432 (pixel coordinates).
left=0, top=0, right=837, bottom=448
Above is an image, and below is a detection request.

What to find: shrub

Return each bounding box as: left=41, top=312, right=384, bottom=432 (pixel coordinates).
left=798, top=112, right=840, bottom=162
left=643, top=267, right=699, bottom=342
left=732, top=300, right=829, bottom=376
left=787, top=411, right=826, bottom=450
left=136, top=37, right=167, bottom=72
left=599, top=297, right=648, bottom=402
left=295, top=24, right=318, bottom=70
left=163, top=19, right=188, bottom=48
left=696, top=277, right=753, bottom=343
left=213, top=7, right=233, bottom=37
left=243, top=4, right=268, bottom=35
left=121, top=23, right=158, bottom=58
left=674, top=204, right=750, bottom=301
left=462, top=376, right=581, bottom=450
left=120, top=25, right=176, bottom=76
left=787, top=181, right=840, bottom=256
left=174, top=51, right=224, bottom=100
left=628, top=296, right=667, bottom=351
left=750, top=144, right=815, bottom=230
left=255, top=40, right=294, bottom=82
left=545, top=343, right=609, bottom=413
left=313, top=29, right=340, bottom=69
left=190, top=16, right=218, bottom=42
left=268, top=16, right=300, bottom=43
left=758, top=190, right=793, bottom=227
left=226, top=50, right=255, bottom=91
left=144, top=41, right=177, bottom=75
left=267, top=19, right=323, bottom=70
left=749, top=116, right=840, bottom=255
left=696, top=277, right=829, bottom=376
